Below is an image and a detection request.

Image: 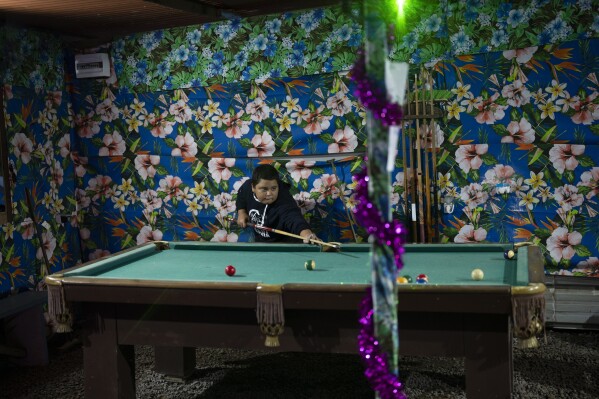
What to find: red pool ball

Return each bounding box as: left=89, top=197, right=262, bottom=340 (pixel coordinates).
left=225, top=265, right=236, bottom=276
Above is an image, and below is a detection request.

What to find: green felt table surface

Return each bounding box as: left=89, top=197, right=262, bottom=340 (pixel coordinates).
left=64, top=242, right=530, bottom=287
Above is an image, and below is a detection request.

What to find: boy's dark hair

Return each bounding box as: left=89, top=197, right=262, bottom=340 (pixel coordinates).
left=251, top=164, right=280, bottom=186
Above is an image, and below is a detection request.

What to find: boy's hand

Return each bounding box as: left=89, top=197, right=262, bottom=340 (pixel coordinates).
left=300, top=230, right=317, bottom=244
left=237, top=210, right=249, bottom=228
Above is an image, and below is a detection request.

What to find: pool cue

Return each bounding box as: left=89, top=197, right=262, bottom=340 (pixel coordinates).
left=400, top=124, right=410, bottom=228
left=247, top=222, right=340, bottom=249
left=226, top=217, right=341, bottom=249
left=421, top=73, right=433, bottom=243
left=25, top=188, right=51, bottom=278
left=428, top=72, right=441, bottom=243
left=329, top=159, right=358, bottom=243
left=414, top=74, right=426, bottom=243
left=406, top=82, right=417, bottom=243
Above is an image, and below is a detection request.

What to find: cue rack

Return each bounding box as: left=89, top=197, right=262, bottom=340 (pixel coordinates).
left=400, top=69, right=446, bottom=244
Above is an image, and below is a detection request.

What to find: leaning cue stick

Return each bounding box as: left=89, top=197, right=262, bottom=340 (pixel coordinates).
left=409, top=134, right=418, bottom=243
left=406, top=80, right=417, bottom=243
left=329, top=159, right=358, bottom=243
left=429, top=71, right=441, bottom=243
left=421, top=72, right=433, bottom=243
left=400, top=124, right=410, bottom=229
left=414, top=74, right=426, bottom=243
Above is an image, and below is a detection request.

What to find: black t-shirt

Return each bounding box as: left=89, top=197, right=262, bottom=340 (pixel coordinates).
left=235, top=179, right=311, bottom=243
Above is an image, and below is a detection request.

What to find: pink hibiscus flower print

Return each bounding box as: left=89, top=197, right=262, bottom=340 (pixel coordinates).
left=473, top=93, right=506, bottom=125
left=328, top=126, right=358, bottom=153
left=454, top=224, right=487, bottom=243
left=247, top=132, right=275, bottom=157
left=134, top=154, right=161, bottom=180
left=74, top=112, right=100, bottom=138
left=211, top=230, right=239, bottom=243
left=99, top=131, right=127, bottom=156
left=311, top=174, right=340, bottom=203
left=546, top=227, right=582, bottom=262
left=208, top=158, right=236, bottom=184
left=578, top=167, right=599, bottom=199
left=455, top=144, right=488, bottom=173
left=136, top=225, right=164, bottom=245
left=548, top=144, right=585, bottom=174
left=502, top=117, right=535, bottom=145
left=554, top=185, right=584, bottom=211
left=11, top=132, right=33, bottom=164
left=171, top=132, right=198, bottom=157
left=286, top=159, right=316, bottom=183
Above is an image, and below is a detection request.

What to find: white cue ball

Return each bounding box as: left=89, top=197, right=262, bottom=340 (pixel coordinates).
left=471, top=268, right=484, bottom=281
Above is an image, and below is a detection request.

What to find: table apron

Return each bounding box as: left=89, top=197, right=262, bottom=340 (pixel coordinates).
left=82, top=302, right=513, bottom=358
left=66, top=285, right=514, bottom=314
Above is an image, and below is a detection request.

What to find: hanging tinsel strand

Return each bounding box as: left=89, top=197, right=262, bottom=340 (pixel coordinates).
left=353, top=169, right=407, bottom=399
left=351, top=51, right=403, bottom=127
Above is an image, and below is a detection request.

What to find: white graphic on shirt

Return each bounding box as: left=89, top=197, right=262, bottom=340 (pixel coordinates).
left=249, top=209, right=270, bottom=238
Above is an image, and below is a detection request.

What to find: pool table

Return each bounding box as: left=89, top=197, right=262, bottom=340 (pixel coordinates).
left=45, top=241, right=546, bottom=399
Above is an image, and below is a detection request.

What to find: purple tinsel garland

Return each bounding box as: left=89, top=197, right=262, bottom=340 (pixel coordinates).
left=351, top=47, right=408, bottom=398
left=353, top=170, right=407, bottom=399
left=351, top=52, right=403, bottom=127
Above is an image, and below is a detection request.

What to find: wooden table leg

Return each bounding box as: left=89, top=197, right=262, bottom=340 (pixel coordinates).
left=154, top=346, right=196, bottom=381
left=83, top=303, right=136, bottom=399
left=464, top=314, right=512, bottom=399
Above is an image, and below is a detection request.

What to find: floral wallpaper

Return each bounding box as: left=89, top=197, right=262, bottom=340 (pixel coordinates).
left=0, top=27, right=65, bottom=91
left=426, top=38, right=599, bottom=276
left=1, top=2, right=599, bottom=296
left=69, top=73, right=368, bottom=257
left=1, top=83, right=76, bottom=294
left=110, top=7, right=362, bottom=92
left=0, top=27, right=78, bottom=295
left=93, top=1, right=599, bottom=93
left=392, top=0, right=599, bottom=64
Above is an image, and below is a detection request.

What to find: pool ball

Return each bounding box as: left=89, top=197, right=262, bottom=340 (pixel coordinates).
left=225, top=265, right=236, bottom=276
left=417, top=274, right=428, bottom=282
left=396, top=276, right=408, bottom=284
left=416, top=278, right=428, bottom=284
left=471, top=268, right=484, bottom=281
left=304, top=260, right=316, bottom=271
left=402, top=275, right=413, bottom=283
left=504, top=249, right=516, bottom=260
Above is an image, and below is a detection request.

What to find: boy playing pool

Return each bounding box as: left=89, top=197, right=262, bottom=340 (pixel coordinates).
left=236, top=164, right=316, bottom=244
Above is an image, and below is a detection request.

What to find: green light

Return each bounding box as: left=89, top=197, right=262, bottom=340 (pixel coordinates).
left=396, top=0, right=406, bottom=14
left=394, top=0, right=407, bottom=34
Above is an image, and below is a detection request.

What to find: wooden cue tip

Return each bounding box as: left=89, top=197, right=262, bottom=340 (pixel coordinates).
left=322, top=242, right=342, bottom=252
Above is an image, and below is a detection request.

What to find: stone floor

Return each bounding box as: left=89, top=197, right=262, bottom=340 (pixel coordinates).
left=2, top=329, right=598, bottom=398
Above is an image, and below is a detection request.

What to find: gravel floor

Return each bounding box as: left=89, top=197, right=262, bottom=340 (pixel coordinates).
left=2, top=329, right=598, bottom=398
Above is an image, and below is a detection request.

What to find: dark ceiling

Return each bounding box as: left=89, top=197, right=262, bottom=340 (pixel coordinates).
left=0, top=0, right=343, bottom=48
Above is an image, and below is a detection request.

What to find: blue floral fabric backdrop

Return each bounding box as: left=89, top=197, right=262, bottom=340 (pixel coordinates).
left=390, top=0, right=599, bottom=65
left=1, top=83, right=76, bottom=293
left=431, top=38, right=599, bottom=275
left=69, top=72, right=368, bottom=258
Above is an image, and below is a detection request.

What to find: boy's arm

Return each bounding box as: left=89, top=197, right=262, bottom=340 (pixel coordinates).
left=236, top=181, right=250, bottom=228
left=279, top=199, right=314, bottom=242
